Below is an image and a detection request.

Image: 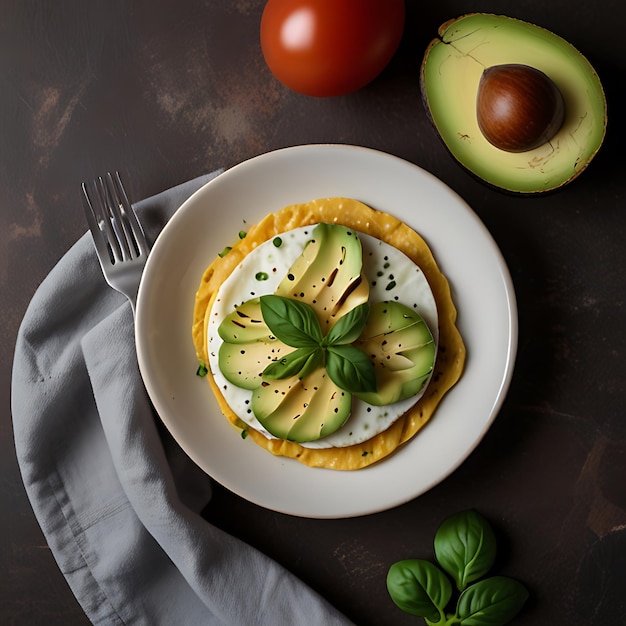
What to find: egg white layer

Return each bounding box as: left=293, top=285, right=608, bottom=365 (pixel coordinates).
left=207, top=225, right=438, bottom=449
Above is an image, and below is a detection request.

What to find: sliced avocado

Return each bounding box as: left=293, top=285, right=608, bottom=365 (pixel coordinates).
left=219, top=341, right=293, bottom=390
left=218, top=299, right=270, bottom=343
left=218, top=298, right=292, bottom=389
left=275, top=223, right=369, bottom=333
left=355, top=301, right=436, bottom=406
left=251, top=368, right=351, bottom=443
left=420, top=13, right=607, bottom=193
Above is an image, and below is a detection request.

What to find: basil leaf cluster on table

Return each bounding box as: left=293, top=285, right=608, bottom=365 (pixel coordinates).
left=387, top=510, right=529, bottom=625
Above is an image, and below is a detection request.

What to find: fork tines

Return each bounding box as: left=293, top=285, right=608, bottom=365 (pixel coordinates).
left=82, top=171, right=148, bottom=266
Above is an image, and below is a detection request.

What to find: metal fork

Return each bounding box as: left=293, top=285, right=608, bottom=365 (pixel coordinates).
left=81, top=172, right=150, bottom=314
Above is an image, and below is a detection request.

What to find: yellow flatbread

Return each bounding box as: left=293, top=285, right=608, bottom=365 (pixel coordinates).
left=192, top=198, right=465, bottom=470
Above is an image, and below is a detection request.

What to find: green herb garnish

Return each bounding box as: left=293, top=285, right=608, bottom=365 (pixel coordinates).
left=260, top=295, right=324, bottom=348
left=196, top=362, right=209, bottom=377
left=259, top=295, right=375, bottom=394
left=218, top=246, right=232, bottom=258
left=386, top=510, right=528, bottom=625
left=272, top=236, right=283, bottom=247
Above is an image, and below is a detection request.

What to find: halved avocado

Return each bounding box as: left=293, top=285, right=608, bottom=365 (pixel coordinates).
left=420, top=13, right=607, bottom=194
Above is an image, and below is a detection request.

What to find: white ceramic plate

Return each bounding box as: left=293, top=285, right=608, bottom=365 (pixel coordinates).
left=136, top=145, right=517, bottom=519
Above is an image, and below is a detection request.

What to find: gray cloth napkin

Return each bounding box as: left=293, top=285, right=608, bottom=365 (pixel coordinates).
left=11, top=172, right=352, bottom=626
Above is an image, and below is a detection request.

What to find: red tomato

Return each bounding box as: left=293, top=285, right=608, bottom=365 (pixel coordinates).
left=260, top=0, right=405, bottom=97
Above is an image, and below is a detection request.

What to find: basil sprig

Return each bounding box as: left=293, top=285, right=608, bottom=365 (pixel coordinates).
left=387, top=510, right=529, bottom=626
left=259, top=295, right=375, bottom=394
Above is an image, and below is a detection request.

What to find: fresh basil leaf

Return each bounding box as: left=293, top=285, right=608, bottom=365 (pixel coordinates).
left=324, top=302, right=370, bottom=346
left=260, top=295, right=323, bottom=347
left=456, top=576, right=529, bottom=625
left=298, top=347, right=325, bottom=379
left=386, top=559, right=451, bottom=621
left=262, top=347, right=322, bottom=380
left=326, top=345, right=376, bottom=394
left=434, top=509, right=497, bottom=591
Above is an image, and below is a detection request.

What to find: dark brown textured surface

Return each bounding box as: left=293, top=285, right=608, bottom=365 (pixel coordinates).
left=2, top=1, right=625, bottom=624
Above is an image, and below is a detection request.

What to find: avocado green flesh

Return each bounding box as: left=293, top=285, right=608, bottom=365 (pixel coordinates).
left=251, top=369, right=351, bottom=443
left=275, top=223, right=368, bottom=333
left=355, top=301, right=436, bottom=406
left=219, top=341, right=292, bottom=390
left=421, top=13, right=606, bottom=193
left=218, top=297, right=293, bottom=389
left=217, top=299, right=269, bottom=343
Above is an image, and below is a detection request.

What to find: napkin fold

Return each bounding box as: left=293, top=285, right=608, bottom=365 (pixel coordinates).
left=11, top=172, right=352, bottom=625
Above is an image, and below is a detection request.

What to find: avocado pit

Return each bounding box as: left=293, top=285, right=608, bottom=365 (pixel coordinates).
left=476, top=63, right=565, bottom=153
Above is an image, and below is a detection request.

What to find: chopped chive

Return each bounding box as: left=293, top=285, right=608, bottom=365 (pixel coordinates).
left=255, top=271, right=269, bottom=281
left=218, top=246, right=232, bottom=258
left=196, top=363, right=209, bottom=377
left=273, top=237, right=283, bottom=247
left=238, top=230, right=247, bottom=239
